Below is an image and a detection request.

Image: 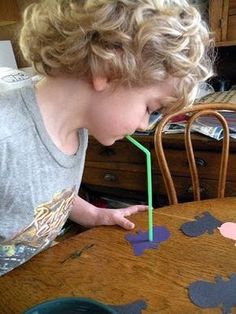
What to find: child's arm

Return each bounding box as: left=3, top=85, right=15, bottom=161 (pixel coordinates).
left=69, top=195, right=148, bottom=230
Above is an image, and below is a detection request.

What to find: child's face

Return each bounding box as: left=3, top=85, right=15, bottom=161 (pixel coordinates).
left=88, top=77, right=177, bottom=146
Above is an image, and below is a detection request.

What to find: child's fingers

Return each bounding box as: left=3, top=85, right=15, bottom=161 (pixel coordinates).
left=115, top=216, right=135, bottom=230
left=121, top=205, right=148, bottom=216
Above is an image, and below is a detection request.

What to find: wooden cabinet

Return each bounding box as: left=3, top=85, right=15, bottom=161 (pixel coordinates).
left=83, top=137, right=151, bottom=194
left=209, top=0, right=236, bottom=46
left=0, top=0, right=19, bottom=26
left=82, top=134, right=236, bottom=206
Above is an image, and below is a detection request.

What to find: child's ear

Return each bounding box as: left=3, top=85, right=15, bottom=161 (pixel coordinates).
left=92, top=75, right=110, bottom=92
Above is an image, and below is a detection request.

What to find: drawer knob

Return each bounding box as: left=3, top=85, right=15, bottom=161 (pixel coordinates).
left=103, top=173, right=118, bottom=182
left=195, top=157, right=206, bottom=167
left=186, top=185, right=206, bottom=194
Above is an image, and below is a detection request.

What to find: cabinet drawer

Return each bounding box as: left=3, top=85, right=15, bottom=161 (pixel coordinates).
left=86, top=141, right=149, bottom=163
left=152, top=149, right=236, bottom=181
left=154, top=174, right=236, bottom=200
left=83, top=163, right=148, bottom=191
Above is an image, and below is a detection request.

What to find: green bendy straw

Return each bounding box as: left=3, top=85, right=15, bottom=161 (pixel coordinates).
left=126, top=135, right=153, bottom=241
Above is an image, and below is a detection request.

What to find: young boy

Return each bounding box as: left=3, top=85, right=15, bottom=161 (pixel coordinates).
left=0, top=0, right=213, bottom=276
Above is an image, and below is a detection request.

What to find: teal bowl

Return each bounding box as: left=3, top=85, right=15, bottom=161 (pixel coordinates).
left=24, top=297, right=116, bottom=314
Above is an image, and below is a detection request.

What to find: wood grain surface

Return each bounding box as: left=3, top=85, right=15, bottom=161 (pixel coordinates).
left=1, top=197, right=236, bottom=314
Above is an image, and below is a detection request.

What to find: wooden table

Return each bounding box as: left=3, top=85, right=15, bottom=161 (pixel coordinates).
left=1, top=197, right=236, bottom=314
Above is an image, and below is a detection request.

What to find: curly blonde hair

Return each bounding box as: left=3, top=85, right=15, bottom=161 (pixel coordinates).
left=19, top=0, right=214, bottom=110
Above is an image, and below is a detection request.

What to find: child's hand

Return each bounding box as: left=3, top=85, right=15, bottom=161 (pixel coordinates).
left=95, top=205, right=148, bottom=230
left=70, top=196, right=148, bottom=230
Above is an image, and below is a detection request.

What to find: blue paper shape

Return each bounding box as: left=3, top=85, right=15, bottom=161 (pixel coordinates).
left=180, top=211, right=222, bottom=237
left=188, top=274, right=236, bottom=314
left=125, top=226, right=170, bottom=256
left=109, top=299, right=147, bottom=313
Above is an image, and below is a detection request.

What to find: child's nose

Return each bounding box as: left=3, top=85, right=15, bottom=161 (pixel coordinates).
left=137, top=115, right=149, bottom=132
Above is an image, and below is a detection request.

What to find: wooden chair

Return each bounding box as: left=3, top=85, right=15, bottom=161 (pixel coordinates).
left=154, top=103, right=236, bottom=204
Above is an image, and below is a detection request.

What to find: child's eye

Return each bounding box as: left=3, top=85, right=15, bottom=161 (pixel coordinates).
left=150, top=110, right=161, bottom=116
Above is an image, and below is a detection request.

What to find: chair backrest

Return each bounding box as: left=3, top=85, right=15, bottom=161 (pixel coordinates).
left=154, top=103, right=236, bottom=205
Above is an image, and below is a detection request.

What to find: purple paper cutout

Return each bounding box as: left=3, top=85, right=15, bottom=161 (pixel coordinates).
left=180, top=211, right=223, bottom=237
left=125, top=225, right=171, bottom=256
left=109, top=299, right=147, bottom=313
left=188, top=274, right=236, bottom=314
